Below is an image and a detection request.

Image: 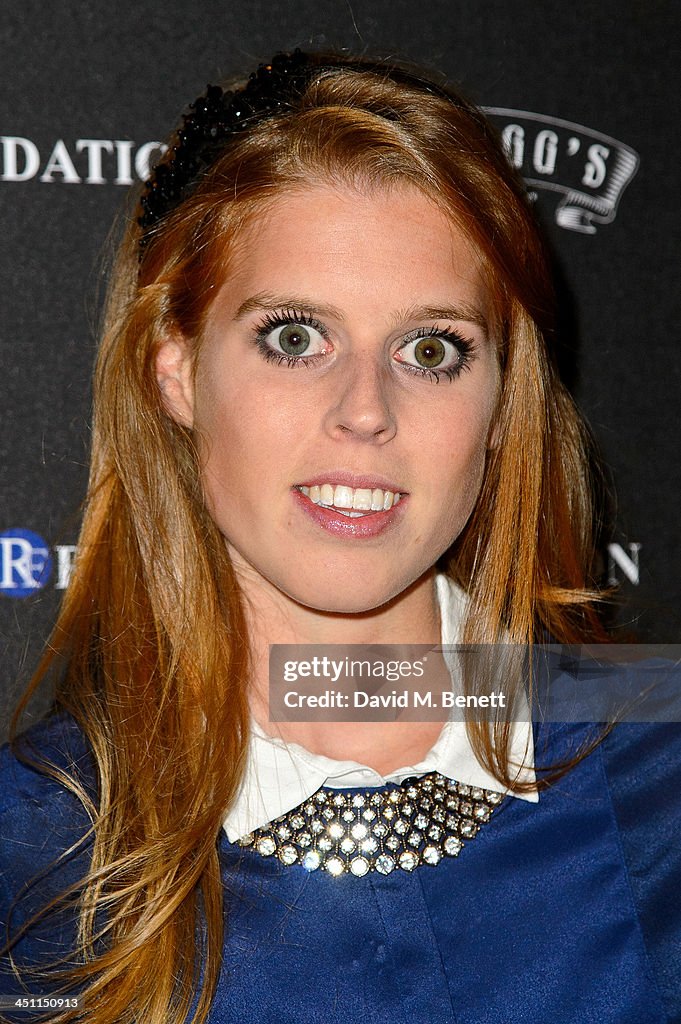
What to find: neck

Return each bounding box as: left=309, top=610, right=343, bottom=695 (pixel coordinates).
left=237, top=565, right=449, bottom=772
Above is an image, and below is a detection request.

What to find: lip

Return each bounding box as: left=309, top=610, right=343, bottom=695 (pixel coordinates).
left=291, top=487, right=408, bottom=539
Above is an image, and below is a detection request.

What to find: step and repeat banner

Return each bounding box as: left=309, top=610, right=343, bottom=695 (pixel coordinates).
left=1, top=1, right=679, bottom=739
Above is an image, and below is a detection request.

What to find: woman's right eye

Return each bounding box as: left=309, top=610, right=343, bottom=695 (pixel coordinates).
left=254, top=313, right=330, bottom=365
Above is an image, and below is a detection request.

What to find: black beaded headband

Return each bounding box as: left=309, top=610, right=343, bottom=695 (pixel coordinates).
left=137, top=49, right=464, bottom=253
left=138, top=49, right=312, bottom=247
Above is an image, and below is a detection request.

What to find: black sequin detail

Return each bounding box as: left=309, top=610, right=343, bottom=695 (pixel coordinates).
left=138, top=49, right=311, bottom=245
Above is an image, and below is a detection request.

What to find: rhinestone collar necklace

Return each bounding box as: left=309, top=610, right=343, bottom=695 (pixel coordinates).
left=237, top=772, right=504, bottom=876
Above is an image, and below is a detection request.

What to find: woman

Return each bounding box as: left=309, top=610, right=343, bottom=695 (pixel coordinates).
left=1, top=50, right=679, bottom=1024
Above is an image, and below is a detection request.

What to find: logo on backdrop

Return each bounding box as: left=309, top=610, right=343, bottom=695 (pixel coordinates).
left=0, top=138, right=166, bottom=185
left=0, top=531, right=642, bottom=598
left=0, top=529, right=75, bottom=598
left=483, top=110, right=639, bottom=234
left=0, top=528, right=52, bottom=597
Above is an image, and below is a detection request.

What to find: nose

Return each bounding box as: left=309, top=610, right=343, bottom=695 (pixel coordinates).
left=322, top=353, right=397, bottom=443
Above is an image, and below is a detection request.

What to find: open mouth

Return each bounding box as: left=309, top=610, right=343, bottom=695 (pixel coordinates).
left=296, top=483, right=403, bottom=517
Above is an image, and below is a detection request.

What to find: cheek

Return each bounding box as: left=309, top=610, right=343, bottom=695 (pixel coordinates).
left=191, top=374, right=247, bottom=515
left=428, top=387, right=495, bottom=465
left=444, top=443, right=487, bottom=516
left=427, top=398, right=496, bottom=523
left=192, top=374, right=302, bottom=507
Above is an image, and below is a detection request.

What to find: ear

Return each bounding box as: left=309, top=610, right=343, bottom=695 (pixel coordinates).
left=486, top=387, right=504, bottom=450
left=488, top=412, right=502, bottom=451
left=155, top=335, right=195, bottom=428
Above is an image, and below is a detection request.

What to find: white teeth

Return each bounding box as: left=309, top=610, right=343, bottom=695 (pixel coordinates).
left=334, top=485, right=354, bottom=509
left=299, top=482, right=403, bottom=512
left=352, top=488, right=373, bottom=510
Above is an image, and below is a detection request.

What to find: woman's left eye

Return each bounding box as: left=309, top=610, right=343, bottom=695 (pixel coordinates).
left=255, top=313, right=328, bottom=365
left=395, top=329, right=474, bottom=380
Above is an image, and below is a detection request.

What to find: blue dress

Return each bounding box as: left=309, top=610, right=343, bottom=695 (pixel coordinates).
left=1, top=712, right=680, bottom=1022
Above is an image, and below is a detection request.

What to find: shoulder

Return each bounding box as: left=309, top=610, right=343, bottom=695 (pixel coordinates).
left=0, top=714, right=95, bottom=996
left=0, top=708, right=95, bottom=811
left=550, top=711, right=681, bottom=1018
left=528, top=714, right=681, bottom=1020
left=598, top=718, right=681, bottom=883
left=0, top=713, right=96, bottom=912
left=600, top=720, right=681, bottom=1020
left=0, top=711, right=95, bottom=813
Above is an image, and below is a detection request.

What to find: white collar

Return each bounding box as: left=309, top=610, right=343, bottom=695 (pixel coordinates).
left=223, top=575, right=537, bottom=842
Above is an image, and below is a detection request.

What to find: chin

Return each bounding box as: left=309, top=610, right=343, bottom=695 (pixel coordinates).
left=280, top=566, right=428, bottom=616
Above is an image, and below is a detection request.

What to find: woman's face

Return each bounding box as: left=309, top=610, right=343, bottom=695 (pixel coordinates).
left=158, top=182, right=500, bottom=613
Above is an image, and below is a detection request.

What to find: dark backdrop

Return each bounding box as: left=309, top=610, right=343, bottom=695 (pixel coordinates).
left=1, top=0, right=679, bottom=741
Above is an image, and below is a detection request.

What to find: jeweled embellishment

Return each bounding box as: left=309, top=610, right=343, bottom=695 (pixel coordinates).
left=326, top=856, right=344, bottom=877
left=279, top=844, right=298, bottom=865
left=237, top=773, right=503, bottom=876
left=302, top=850, right=321, bottom=872
left=376, top=854, right=395, bottom=875
left=350, top=856, right=370, bottom=877
left=399, top=851, right=418, bottom=871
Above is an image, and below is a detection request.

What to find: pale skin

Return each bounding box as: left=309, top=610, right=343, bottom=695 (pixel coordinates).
left=156, top=181, right=500, bottom=773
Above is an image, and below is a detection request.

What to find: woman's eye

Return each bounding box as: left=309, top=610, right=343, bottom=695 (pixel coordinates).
left=258, top=319, right=328, bottom=359
left=396, top=331, right=472, bottom=377
left=411, top=337, right=448, bottom=368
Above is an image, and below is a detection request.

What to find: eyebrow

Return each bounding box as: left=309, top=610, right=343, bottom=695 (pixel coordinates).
left=393, top=303, right=489, bottom=333
left=234, top=292, right=345, bottom=322
left=233, top=292, right=488, bottom=333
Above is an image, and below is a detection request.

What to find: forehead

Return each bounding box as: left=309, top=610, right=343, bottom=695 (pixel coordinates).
left=213, top=182, right=491, bottom=323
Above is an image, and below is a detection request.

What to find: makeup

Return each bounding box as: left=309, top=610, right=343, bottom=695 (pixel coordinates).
left=288, top=485, right=405, bottom=540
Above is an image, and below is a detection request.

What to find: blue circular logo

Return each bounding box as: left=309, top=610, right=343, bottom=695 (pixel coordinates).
left=0, top=528, right=53, bottom=598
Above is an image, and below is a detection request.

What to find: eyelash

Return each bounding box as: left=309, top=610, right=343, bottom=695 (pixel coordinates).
left=254, top=309, right=329, bottom=368
left=252, top=309, right=476, bottom=381
left=398, top=325, right=475, bottom=382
